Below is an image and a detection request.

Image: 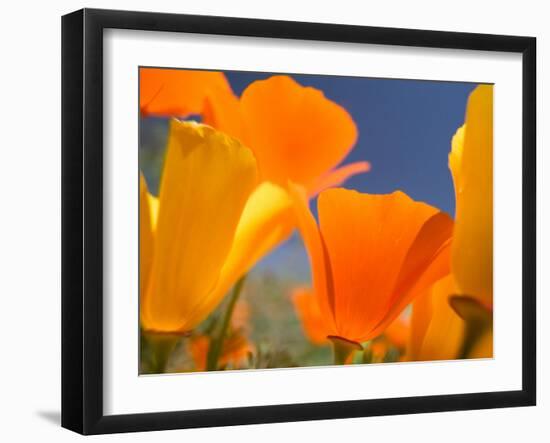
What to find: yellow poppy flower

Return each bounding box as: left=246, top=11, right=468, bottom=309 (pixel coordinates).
left=405, top=85, right=493, bottom=360
left=450, top=84, right=493, bottom=311
left=140, top=120, right=267, bottom=333
left=406, top=274, right=465, bottom=361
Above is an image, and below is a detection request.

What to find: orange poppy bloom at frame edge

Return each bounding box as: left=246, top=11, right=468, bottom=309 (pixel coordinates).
left=139, top=69, right=370, bottom=335
left=406, top=85, right=494, bottom=361
left=289, top=184, right=454, bottom=362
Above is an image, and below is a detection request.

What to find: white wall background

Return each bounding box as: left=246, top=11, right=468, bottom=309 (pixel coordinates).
left=0, top=0, right=545, bottom=441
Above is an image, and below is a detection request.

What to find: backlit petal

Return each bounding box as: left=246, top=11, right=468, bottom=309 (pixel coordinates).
left=451, top=85, right=493, bottom=309
left=449, top=125, right=465, bottom=203
left=240, top=76, right=358, bottom=189
left=317, top=189, right=450, bottom=343
left=140, top=174, right=155, bottom=301
left=202, top=87, right=244, bottom=140
left=147, top=193, right=159, bottom=230
left=187, top=182, right=296, bottom=325
left=407, top=283, right=432, bottom=360
left=139, top=68, right=232, bottom=117
left=141, top=120, right=258, bottom=333
left=288, top=182, right=336, bottom=331
left=291, top=287, right=330, bottom=344
left=370, top=213, right=454, bottom=337
left=408, top=274, right=465, bottom=361
left=383, top=315, right=409, bottom=351
left=221, top=182, right=295, bottom=288
left=309, top=161, right=371, bottom=196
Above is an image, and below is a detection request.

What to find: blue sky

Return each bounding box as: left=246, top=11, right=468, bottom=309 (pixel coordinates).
left=226, top=71, right=476, bottom=216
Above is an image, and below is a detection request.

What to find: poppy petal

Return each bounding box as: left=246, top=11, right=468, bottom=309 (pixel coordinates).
left=189, top=331, right=254, bottom=372
left=292, top=287, right=330, bottom=344
left=317, top=189, right=446, bottom=342
left=189, top=335, right=210, bottom=372
left=140, top=174, right=155, bottom=301
left=141, top=120, right=258, bottom=333
left=140, top=68, right=232, bottom=117
left=147, top=193, right=159, bottom=229
left=309, top=161, right=371, bottom=196
left=407, top=284, right=433, bottom=360
left=240, top=76, right=358, bottom=190
left=383, top=315, right=409, bottom=351
left=408, top=275, right=465, bottom=361
left=449, top=124, right=465, bottom=203
left=451, top=85, right=493, bottom=309
left=188, top=182, right=296, bottom=325
left=221, top=182, right=295, bottom=285
left=202, top=87, right=244, bottom=141
left=288, top=182, right=337, bottom=331
left=369, top=212, right=454, bottom=337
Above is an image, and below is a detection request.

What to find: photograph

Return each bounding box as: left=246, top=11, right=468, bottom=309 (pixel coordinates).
left=138, top=67, right=494, bottom=374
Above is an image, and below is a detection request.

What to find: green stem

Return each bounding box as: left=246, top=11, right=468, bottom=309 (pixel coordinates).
left=145, top=333, right=180, bottom=374
left=206, top=275, right=247, bottom=371
left=329, top=335, right=363, bottom=365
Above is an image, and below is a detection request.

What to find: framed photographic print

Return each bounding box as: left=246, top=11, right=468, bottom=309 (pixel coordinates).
left=61, top=8, right=536, bottom=435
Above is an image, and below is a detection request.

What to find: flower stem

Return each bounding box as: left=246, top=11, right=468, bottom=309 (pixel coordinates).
left=145, top=333, right=180, bottom=374
left=206, top=275, right=247, bottom=371
left=449, top=295, right=493, bottom=359
left=329, top=335, right=363, bottom=365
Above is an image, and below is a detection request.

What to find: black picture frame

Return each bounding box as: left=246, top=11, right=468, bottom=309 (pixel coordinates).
left=61, top=8, right=537, bottom=435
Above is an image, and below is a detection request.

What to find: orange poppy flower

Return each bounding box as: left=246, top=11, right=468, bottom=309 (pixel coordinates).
left=204, top=75, right=369, bottom=194
left=383, top=314, right=409, bottom=352
left=230, top=299, right=252, bottom=332
left=189, top=331, right=254, bottom=372
left=139, top=68, right=232, bottom=117
left=289, top=186, right=454, bottom=346
left=185, top=299, right=253, bottom=372
left=292, top=286, right=410, bottom=355
left=291, top=287, right=329, bottom=345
